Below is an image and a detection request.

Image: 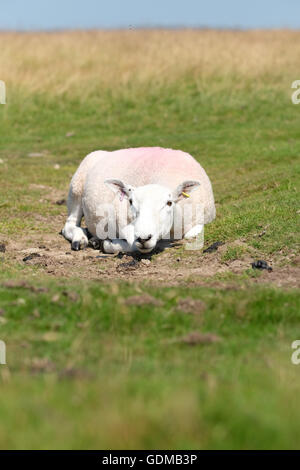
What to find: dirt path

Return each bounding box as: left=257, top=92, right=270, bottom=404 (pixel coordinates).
left=1, top=213, right=299, bottom=289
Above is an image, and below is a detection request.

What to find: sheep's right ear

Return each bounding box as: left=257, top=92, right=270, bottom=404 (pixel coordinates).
left=105, top=179, right=134, bottom=198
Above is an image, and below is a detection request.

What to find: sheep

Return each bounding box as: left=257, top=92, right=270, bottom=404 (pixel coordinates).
left=62, top=147, right=215, bottom=253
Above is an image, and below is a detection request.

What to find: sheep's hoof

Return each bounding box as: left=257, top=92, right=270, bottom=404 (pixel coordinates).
left=71, top=239, right=88, bottom=251
left=88, top=237, right=101, bottom=250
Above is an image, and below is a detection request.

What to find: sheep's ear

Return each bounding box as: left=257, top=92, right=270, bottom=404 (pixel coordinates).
left=105, top=179, right=134, bottom=198
left=173, top=180, right=200, bottom=203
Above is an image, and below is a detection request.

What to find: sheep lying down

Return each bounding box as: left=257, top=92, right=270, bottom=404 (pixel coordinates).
left=62, top=147, right=216, bottom=254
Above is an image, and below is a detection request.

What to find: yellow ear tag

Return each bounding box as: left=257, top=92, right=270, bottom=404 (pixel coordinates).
left=182, top=192, right=190, bottom=198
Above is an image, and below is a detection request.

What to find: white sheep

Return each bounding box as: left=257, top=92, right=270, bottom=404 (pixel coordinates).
left=62, top=147, right=215, bottom=253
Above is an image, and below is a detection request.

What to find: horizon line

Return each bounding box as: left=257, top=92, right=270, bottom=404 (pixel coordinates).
left=0, top=25, right=300, bottom=33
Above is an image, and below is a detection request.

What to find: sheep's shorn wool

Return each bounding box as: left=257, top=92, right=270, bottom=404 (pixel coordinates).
left=62, top=147, right=216, bottom=253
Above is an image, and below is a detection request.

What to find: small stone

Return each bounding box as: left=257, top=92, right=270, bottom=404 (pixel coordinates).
left=141, top=259, right=151, bottom=266
left=251, top=260, right=272, bottom=272
left=27, top=152, right=44, bottom=158
left=54, top=164, right=60, bottom=170
left=23, top=253, right=41, bottom=262
left=55, top=199, right=66, bottom=205
left=203, top=241, right=224, bottom=253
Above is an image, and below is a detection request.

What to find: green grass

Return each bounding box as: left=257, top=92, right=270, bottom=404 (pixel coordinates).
left=0, top=79, right=299, bottom=449
left=0, top=279, right=299, bottom=449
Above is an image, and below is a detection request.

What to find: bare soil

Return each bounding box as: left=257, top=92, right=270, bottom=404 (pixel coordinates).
left=1, top=214, right=299, bottom=289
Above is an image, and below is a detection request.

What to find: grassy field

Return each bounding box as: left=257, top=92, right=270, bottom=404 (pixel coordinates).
left=0, top=29, right=299, bottom=449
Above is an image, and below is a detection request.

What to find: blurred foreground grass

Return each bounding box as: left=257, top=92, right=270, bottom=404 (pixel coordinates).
left=0, top=279, right=299, bottom=449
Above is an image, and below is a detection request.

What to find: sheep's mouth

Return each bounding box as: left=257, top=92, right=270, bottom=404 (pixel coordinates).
left=135, top=242, right=155, bottom=253
left=136, top=246, right=154, bottom=254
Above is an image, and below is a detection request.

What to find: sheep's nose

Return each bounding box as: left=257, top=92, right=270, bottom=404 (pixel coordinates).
left=137, top=235, right=152, bottom=244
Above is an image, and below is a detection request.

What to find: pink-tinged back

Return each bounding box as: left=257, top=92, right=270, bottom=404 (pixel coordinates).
left=80, top=147, right=216, bottom=231
left=98, top=147, right=203, bottom=188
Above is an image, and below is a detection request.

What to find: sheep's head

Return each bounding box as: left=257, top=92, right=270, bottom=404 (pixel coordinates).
left=105, top=179, right=200, bottom=253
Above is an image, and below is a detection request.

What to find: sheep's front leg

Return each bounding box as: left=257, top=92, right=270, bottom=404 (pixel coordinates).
left=184, top=224, right=204, bottom=250
left=102, top=239, right=134, bottom=254
left=184, top=224, right=204, bottom=239
left=62, top=194, right=88, bottom=251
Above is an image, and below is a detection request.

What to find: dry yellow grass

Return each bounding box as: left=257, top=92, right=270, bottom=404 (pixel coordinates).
left=0, top=29, right=299, bottom=97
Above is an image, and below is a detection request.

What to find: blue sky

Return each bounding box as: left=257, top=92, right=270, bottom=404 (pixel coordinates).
left=1, top=0, right=300, bottom=30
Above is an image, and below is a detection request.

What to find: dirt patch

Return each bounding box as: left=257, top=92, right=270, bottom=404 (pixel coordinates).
left=176, top=297, right=206, bottom=315
left=178, top=332, right=222, bottom=345
left=23, top=253, right=42, bottom=263
left=1, top=280, right=49, bottom=293
left=29, top=357, right=92, bottom=380
left=29, top=184, right=66, bottom=206
left=253, top=266, right=300, bottom=289
left=62, top=290, right=80, bottom=302
left=116, top=259, right=140, bottom=272
left=1, top=218, right=299, bottom=289
left=30, top=357, right=56, bottom=374
left=125, top=294, right=164, bottom=307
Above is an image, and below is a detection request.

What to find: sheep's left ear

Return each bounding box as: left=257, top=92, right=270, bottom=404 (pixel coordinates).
left=173, top=180, right=200, bottom=203
left=105, top=179, right=134, bottom=198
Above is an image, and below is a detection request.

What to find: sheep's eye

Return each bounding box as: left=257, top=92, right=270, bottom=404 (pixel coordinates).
left=167, top=201, right=173, bottom=206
